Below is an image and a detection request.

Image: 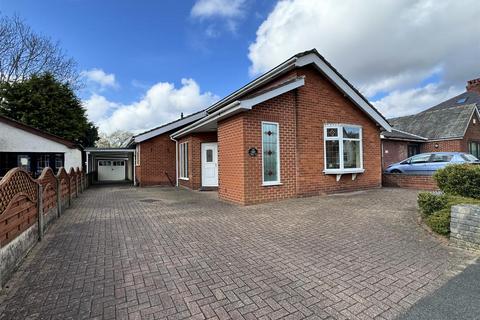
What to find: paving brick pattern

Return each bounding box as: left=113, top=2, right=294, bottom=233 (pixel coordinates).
left=0, top=187, right=474, bottom=320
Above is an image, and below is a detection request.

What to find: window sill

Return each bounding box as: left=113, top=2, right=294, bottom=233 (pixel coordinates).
left=323, top=168, right=365, bottom=174
left=323, top=168, right=365, bottom=182
left=262, top=182, right=282, bottom=187
left=179, top=177, right=189, bottom=181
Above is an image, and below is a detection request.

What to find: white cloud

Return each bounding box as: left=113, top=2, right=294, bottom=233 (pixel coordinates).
left=248, top=0, right=480, bottom=115
left=191, top=0, right=246, bottom=19
left=83, top=78, right=218, bottom=134
left=81, top=68, right=118, bottom=89
left=191, top=0, right=247, bottom=35
left=374, top=83, right=462, bottom=118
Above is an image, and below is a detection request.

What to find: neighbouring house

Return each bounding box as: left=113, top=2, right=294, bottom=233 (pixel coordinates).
left=381, top=79, right=480, bottom=168
left=168, top=49, right=392, bottom=205
left=0, top=115, right=82, bottom=177
left=126, top=111, right=206, bottom=186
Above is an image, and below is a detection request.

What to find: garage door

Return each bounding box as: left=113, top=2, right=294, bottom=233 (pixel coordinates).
left=98, top=160, right=126, bottom=181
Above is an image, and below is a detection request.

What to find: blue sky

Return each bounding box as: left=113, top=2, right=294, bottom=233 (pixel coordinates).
left=1, top=0, right=478, bottom=133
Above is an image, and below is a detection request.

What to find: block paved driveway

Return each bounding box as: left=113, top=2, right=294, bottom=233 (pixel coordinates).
left=0, top=186, right=475, bottom=320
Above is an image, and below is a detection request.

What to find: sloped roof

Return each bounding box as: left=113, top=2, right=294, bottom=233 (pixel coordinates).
left=389, top=103, right=478, bottom=140
left=130, top=110, right=207, bottom=144
left=0, top=114, right=79, bottom=149
left=381, top=128, right=428, bottom=142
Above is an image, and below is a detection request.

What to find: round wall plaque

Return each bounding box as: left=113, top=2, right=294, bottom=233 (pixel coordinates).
left=248, top=147, right=258, bottom=157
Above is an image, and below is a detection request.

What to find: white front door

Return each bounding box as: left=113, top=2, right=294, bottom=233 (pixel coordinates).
left=201, top=143, right=218, bottom=187
left=98, top=160, right=126, bottom=181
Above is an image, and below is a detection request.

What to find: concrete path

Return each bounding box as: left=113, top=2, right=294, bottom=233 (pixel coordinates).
left=0, top=186, right=475, bottom=320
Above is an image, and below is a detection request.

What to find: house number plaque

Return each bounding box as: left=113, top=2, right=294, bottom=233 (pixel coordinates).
left=248, top=147, right=258, bottom=157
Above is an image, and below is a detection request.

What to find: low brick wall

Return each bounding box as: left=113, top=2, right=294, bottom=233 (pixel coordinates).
left=382, top=173, right=439, bottom=191
left=450, top=205, right=480, bottom=251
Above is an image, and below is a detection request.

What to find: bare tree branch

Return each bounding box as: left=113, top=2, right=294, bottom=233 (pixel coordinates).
left=0, top=14, right=79, bottom=87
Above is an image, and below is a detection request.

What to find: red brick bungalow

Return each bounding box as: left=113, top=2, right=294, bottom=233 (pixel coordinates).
left=128, top=111, right=206, bottom=186
left=169, top=49, right=392, bottom=205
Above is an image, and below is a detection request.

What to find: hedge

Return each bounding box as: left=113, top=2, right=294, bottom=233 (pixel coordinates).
left=433, top=164, right=480, bottom=199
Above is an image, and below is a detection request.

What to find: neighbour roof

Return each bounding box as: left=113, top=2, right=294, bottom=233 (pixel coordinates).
left=389, top=103, right=478, bottom=140
left=171, top=49, right=391, bottom=139
left=381, top=128, right=428, bottom=142
left=0, top=114, right=79, bottom=149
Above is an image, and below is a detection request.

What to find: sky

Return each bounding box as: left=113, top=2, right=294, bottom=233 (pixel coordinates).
left=1, top=0, right=479, bottom=134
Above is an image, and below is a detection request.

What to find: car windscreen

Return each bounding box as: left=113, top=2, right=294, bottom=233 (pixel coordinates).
left=461, top=154, right=479, bottom=162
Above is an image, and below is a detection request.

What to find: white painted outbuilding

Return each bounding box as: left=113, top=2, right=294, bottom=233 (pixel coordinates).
left=0, top=115, right=82, bottom=177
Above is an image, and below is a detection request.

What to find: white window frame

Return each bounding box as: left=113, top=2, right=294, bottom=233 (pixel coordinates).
left=324, top=124, right=364, bottom=178
left=261, top=121, right=281, bottom=186
left=179, top=142, right=189, bottom=180
left=135, top=144, right=140, bottom=166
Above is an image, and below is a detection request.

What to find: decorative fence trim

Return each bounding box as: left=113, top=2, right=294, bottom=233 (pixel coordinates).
left=0, top=166, right=88, bottom=290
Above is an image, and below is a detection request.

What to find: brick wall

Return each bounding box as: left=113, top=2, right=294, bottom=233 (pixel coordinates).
left=382, top=140, right=409, bottom=168
left=295, top=66, right=382, bottom=196
left=462, top=111, right=480, bottom=152
left=178, top=132, right=217, bottom=190
left=421, top=139, right=462, bottom=153
left=136, top=134, right=176, bottom=187
left=218, top=115, right=246, bottom=204
left=382, top=173, right=438, bottom=190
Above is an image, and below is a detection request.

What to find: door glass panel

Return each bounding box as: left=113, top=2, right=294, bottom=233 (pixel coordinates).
left=206, top=149, right=213, bottom=162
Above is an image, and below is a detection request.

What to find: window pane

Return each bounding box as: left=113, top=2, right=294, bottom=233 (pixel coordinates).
left=343, top=140, right=361, bottom=168
left=206, top=149, right=213, bottom=162
left=325, top=140, right=340, bottom=169
left=410, top=154, right=431, bottom=164
left=343, top=127, right=360, bottom=139
left=326, top=128, right=338, bottom=137
left=262, top=123, right=279, bottom=182
left=430, top=154, right=453, bottom=162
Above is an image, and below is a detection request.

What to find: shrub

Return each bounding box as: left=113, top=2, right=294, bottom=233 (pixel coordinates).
left=434, top=164, right=480, bottom=199
left=417, top=192, right=448, bottom=216
left=425, top=209, right=450, bottom=235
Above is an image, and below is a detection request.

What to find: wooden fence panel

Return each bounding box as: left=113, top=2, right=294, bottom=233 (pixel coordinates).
left=0, top=168, right=39, bottom=247
left=56, top=167, right=70, bottom=205
left=37, top=168, right=57, bottom=214
left=69, top=168, right=76, bottom=197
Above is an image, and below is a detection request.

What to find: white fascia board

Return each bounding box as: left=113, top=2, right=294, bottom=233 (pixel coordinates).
left=171, top=78, right=306, bottom=139
left=134, top=111, right=207, bottom=143
left=390, top=128, right=428, bottom=140
left=206, top=58, right=297, bottom=113
left=241, top=77, right=305, bottom=109
left=171, top=101, right=242, bottom=139
left=295, top=55, right=392, bottom=132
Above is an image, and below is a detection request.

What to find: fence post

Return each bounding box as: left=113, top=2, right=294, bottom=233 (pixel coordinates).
left=75, top=176, right=79, bottom=197
left=56, top=178, right=62, bottom=217
left=68, top=177, right=72, bottom=208
left=37, top=184, right=44, bottom=241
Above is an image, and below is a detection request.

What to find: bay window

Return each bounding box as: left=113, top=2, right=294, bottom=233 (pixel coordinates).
left=179, top=142, right=189, bottom=179
left=262, top=122, right=280, bottom=185
left=324, top=124, right=364, bottom=175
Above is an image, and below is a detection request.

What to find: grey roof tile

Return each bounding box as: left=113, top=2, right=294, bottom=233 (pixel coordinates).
left=387, top=91, right=480, bottom=140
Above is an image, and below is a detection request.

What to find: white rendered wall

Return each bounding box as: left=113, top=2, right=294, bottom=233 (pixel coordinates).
left=0, top=122, right=82, bottom=170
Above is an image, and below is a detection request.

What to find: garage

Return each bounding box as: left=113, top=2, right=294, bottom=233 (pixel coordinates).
left=98, top=160, right=126, bottom=181
left=85, top=147, right=135, bottom=185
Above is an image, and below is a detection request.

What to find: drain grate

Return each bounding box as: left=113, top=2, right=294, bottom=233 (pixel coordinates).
left=139, top=199, right=160, bottom=203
